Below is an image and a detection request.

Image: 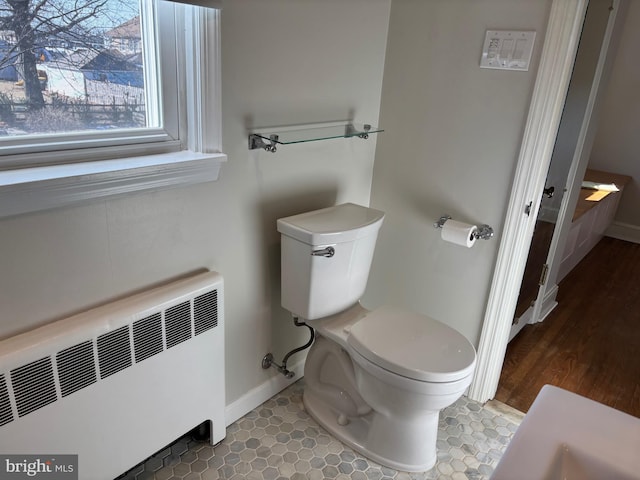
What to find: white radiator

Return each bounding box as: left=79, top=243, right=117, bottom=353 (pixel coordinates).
left=0, top=271, right=225, bottom=480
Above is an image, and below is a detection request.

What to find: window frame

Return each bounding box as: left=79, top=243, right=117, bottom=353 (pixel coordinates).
left=0, top=0, right=225, bottom=218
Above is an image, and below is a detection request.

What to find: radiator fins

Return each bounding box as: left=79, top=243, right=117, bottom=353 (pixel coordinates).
left=194, top=290, right=218, bottom=335
left=133, top=313, right=163, bottom=363
left=0, top=287, right=219, bottom=427
left=98, top=325, right=133, bottom=379
left=0, top=375, right=12, bottom=426
left=57, top=341, right=97, bottom=397
left=11, top=357, right=57, bottom=418
left=165, top=301, right=192, bottom=348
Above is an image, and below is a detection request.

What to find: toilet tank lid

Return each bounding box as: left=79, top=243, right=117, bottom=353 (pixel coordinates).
left=347, top=306, right=477, bottom=383
left=277, top=203, right=385, bottom=245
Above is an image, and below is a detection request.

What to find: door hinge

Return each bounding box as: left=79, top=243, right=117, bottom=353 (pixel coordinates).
left=538, top=263, right=549, bottom=286
left=525, top=201, right=533, bottom=216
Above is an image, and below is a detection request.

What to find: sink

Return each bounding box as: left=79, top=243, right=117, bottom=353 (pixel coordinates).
left=491, top=385, right=640, bottom=480
left=545, top=443, right=638, bottom=480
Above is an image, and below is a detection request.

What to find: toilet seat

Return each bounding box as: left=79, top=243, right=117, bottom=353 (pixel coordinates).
left=347, top=306, right=476, bottom=383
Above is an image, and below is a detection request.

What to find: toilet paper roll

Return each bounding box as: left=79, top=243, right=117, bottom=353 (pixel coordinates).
left=441, top=220, right=477, bottom=248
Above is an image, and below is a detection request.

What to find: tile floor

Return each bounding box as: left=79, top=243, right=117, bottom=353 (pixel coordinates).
left=118, top=380, right=523, bottom=480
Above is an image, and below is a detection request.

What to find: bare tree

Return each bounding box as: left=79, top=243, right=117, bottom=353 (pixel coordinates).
left=0, top=0, right=110, bottom=108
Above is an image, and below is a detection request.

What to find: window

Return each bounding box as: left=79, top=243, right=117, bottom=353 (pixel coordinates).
left=0, top=3, right=153, bottom=136
left=0, top=0, right=224, bottom=217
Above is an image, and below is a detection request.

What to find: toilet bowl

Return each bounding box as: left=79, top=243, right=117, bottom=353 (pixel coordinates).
left=302, top=303, right=476, bottom=471
left=277, top=203, right=477, bottom=472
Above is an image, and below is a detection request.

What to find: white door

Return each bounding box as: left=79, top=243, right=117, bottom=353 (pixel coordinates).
left=510, top=0, right=617, bottom=341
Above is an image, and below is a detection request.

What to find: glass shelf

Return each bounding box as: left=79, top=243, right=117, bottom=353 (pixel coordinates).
left=248, top=123, right=383, bottom=152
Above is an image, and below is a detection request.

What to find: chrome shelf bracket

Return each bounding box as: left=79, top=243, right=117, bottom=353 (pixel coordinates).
left=249, top=133, right=279, bottom=152
left=345, top=123, right=372, bottom=139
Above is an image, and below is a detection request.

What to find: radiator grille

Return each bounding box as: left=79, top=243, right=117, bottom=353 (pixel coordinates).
left=133, top=313, right=163, bottom=363
left=0, top=286, right=219, bottom=425
left=194, top=290, right=218, bottom=335
left=56, top=341, right=97, bottom=397
left=165, top=301, right=192, bottom=348
left=11, top=357, right=57, bottom=417
left=0, top=375, right=12, bottom=426
left=97, top=325, right=132, bottom=379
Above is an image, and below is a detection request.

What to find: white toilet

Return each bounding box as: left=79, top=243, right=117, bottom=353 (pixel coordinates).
left=277, top=203, right=477, bottom=472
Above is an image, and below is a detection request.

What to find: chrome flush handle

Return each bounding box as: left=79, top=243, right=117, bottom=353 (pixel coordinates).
left=311, top=246, right=335, bottom=257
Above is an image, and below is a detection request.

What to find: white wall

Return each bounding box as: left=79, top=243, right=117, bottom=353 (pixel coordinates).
left=219, top=0, right=390, bottom=404
left=589, top=1, right=640, bottom=227
left=0, top=0, right=391, bottom=410
left=365, top=0, right=552, bottom=345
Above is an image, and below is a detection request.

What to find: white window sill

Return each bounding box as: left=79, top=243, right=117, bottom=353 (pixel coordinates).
left=0, top=151, right=227, bottom=218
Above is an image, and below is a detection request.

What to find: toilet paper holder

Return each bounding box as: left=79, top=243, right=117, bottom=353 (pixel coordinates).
left=433, top=215, right=494, bottom=240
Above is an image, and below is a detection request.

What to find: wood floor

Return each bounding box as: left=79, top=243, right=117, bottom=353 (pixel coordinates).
left=495, top=236, right=640, bottom=418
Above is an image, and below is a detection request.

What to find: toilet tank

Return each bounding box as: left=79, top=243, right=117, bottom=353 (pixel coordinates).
left=277, top=203, right=385, bottom=320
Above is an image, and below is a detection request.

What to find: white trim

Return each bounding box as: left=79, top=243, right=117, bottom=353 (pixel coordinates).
left=606, top=221, right=640, bottom=244
left=537, top=284, right=559, bottom=323
left=509, top=308, right=532, bottom=343
left=535, top=0, right=625, bottom=327
left=167, top=0, right=222, bottom=8
left=511, top=285, right=559, bottom=345
left=509, top=285, right=558, bottom=342
left=141, top=0, right=162, bottom=129
left=0, top=138, right=184, bottom=170
left=467, top=0, right=588, bottom=403
left=510, top=285, right=557, bottom=343
left=225, top=361, right=305, bottom=427
left=183, top=6, right=222, bottom=153
left=0, top=132, right=180, bottom=169
left=0, top=151, right=226, bottom=218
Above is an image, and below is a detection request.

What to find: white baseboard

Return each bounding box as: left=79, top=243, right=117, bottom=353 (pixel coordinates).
left=225, top=360, right=305, bottom=427
left=606, top=221, right=640, bottom=244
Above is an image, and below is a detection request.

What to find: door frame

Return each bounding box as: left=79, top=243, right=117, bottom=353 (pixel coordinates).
left=467, top=0, right=622, bottom=403
left=531, top=0, right=628, bottom=329
left=511, top=0, right=625, bottom=344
